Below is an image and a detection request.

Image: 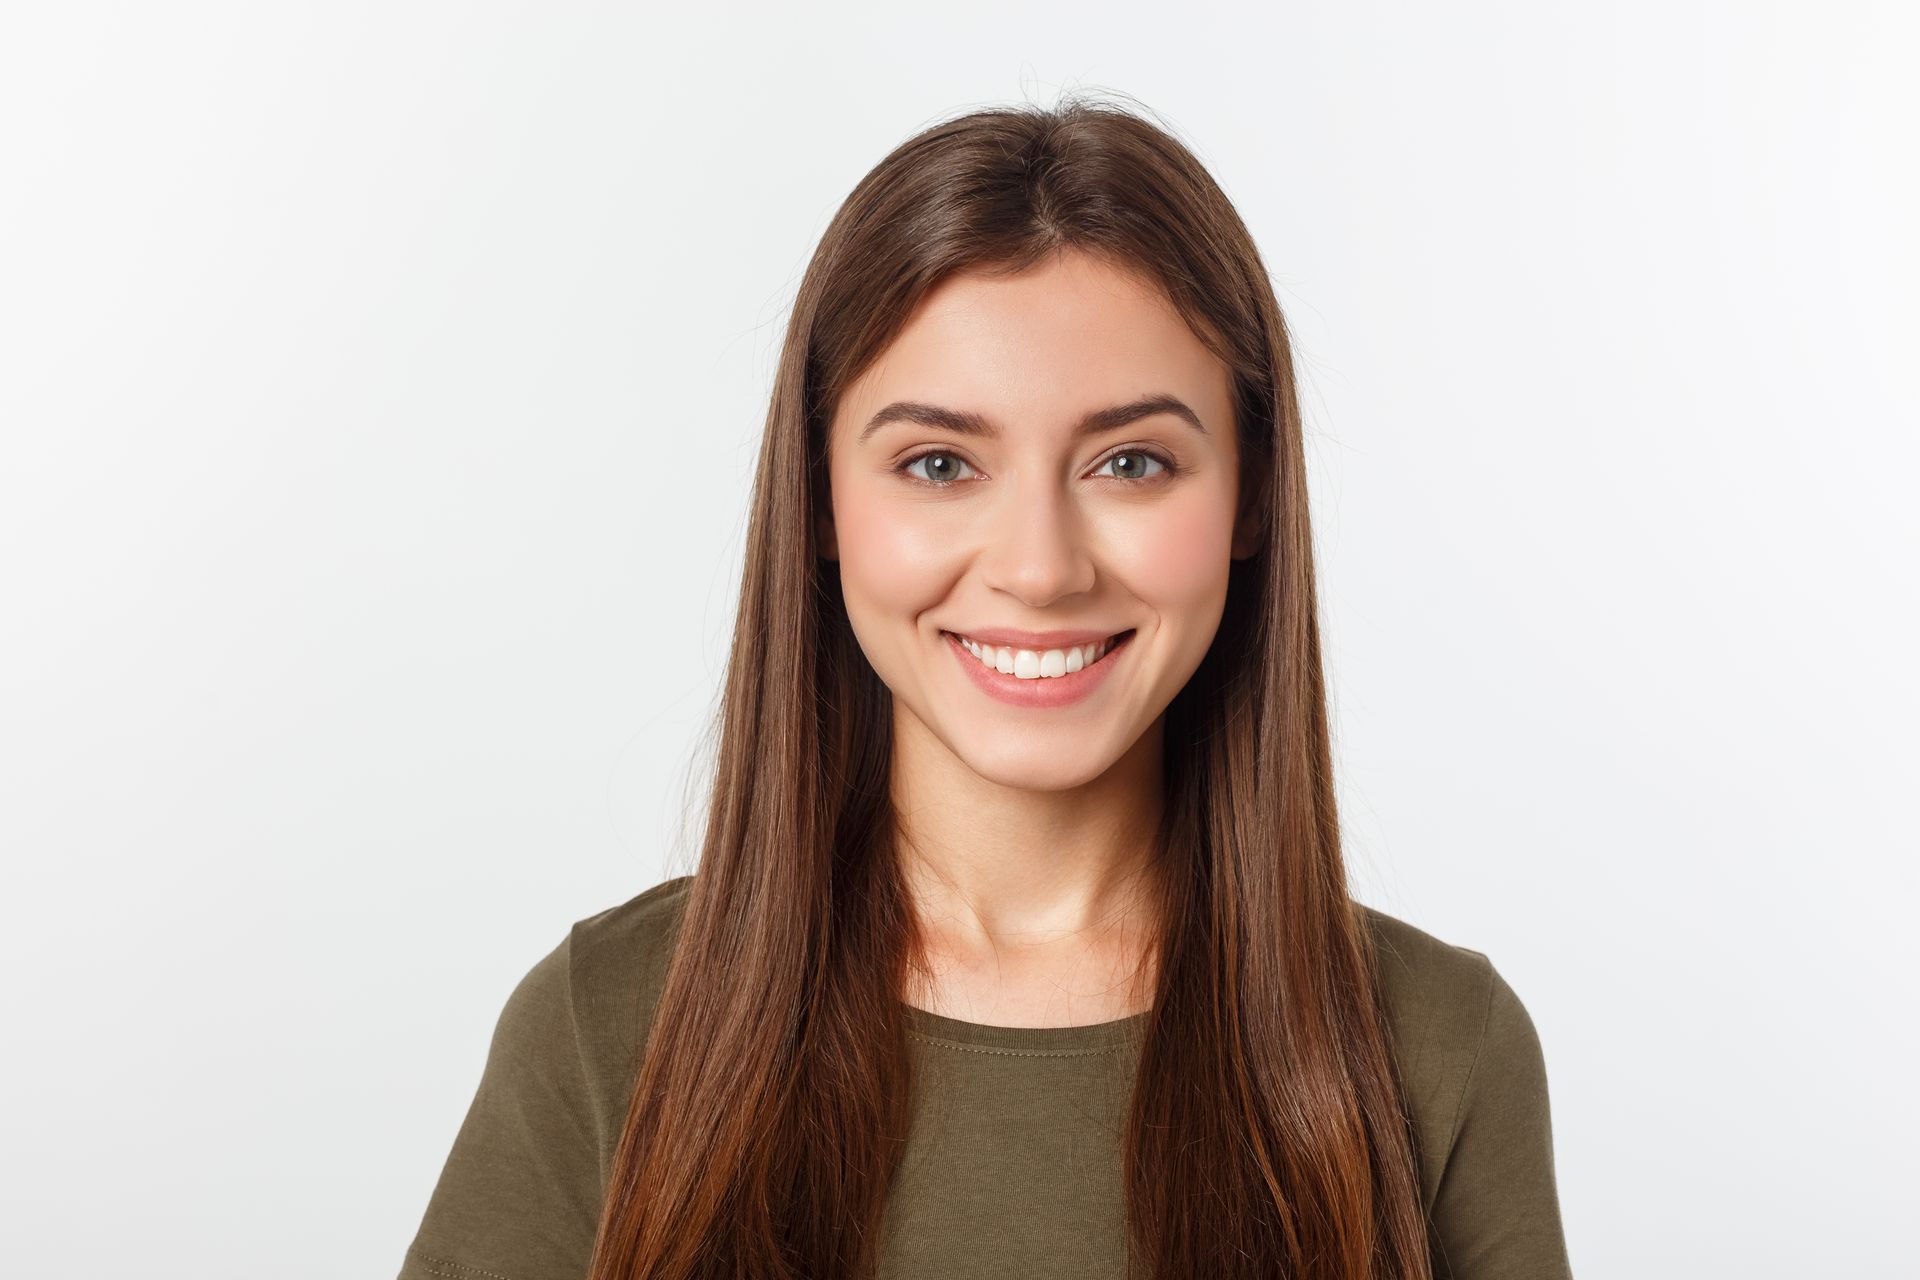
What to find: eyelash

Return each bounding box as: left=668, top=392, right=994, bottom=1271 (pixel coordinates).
left=894, top=447, right=1180, bottom=489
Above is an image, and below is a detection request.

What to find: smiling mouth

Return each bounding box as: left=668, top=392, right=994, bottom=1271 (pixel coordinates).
left=942, top=629, right=1136, bottom=680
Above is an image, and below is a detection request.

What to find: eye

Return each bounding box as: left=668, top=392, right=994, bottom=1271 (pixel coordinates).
left=896, top=450, right=978, bottom=487
left=895, top=447, right=1178, bottom=488
left=1094, top=449, right=1173, bottom=482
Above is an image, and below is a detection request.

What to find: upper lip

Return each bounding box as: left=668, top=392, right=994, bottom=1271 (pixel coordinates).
left=943, top=626, right=1134, bottom=648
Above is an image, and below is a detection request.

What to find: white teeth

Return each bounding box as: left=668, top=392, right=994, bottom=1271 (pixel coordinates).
left=952, top=632, right=1124, bottom=680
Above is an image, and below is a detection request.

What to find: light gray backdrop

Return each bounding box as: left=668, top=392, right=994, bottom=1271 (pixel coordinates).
left=2, top=2, right=1913, bottom=1275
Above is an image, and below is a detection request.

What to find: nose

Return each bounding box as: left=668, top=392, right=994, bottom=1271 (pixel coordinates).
left=972, top=478, right=1098, bottom=607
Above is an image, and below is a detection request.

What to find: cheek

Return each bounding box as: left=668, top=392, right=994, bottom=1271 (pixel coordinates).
left=1106, top=489, right=1236, bottom=620
left=831, top=485, right=958, bottom=621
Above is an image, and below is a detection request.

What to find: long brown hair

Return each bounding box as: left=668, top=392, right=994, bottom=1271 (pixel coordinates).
left=588, top=92, right=1431, bottom=1280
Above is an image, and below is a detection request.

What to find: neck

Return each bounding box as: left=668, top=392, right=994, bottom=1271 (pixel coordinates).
left=888, top=710, right=1169, bottom=1019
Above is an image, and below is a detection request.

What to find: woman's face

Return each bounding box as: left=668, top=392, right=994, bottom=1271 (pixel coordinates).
left=821, top=249, right=1262, bottom=793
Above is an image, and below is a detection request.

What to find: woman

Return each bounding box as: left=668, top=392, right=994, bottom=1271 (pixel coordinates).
left=399, top=96, right=1573, bottom=1280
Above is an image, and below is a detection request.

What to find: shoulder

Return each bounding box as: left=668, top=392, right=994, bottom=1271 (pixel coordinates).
left=562, top=874, right=697, bottom=1061
left=400, top=878, right=699, bottom=1279
left=494, top=875, right=696, bottom=1180
left=1356, top=900, right=1500, bottom=1037
left=1354, top=902, right=1548, bottom=1210
left=569, top=873, right=696, bottom=979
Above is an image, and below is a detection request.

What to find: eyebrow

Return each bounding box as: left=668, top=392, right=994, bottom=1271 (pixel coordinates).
left=857, top=393, right=1209, bottom=445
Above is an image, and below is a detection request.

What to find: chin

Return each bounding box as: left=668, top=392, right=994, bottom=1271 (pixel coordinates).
left=952, top=741, right=1120, bottom=793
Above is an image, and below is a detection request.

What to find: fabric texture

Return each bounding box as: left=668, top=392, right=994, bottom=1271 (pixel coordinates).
left=398, top=876, right=1573, bottom=1279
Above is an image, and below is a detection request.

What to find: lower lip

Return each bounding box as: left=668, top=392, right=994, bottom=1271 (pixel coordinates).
left=942, top=630, right=1135, bottom=709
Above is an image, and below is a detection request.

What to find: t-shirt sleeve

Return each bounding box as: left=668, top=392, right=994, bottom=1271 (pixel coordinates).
left=398, top=933, right=604, bottom=1280
left=1428, top=958, right=1575, bottom=1280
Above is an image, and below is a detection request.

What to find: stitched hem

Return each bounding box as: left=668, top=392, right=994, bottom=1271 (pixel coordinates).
left=405, top=1245, right=526, bottom=1280
left=907, top=1031, right=1125, bottom=1058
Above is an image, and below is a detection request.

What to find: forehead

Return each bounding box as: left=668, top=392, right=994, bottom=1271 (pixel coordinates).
left=833, top=252, right=1232, bottom=438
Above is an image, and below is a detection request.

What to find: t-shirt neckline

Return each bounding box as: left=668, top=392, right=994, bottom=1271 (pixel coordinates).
left=899, top=1000, right=1150, bottom=1052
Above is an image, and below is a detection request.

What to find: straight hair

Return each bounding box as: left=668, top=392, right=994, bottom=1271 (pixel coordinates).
left=587, top=92, right=1433, bottom=1280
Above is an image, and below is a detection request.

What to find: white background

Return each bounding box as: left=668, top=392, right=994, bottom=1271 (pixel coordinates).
left=2, top=2, right=1914, bottom=1275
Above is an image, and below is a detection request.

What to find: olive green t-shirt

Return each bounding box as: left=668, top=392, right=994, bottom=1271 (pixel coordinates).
left=398, top=876, right=1573, bottom=1280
